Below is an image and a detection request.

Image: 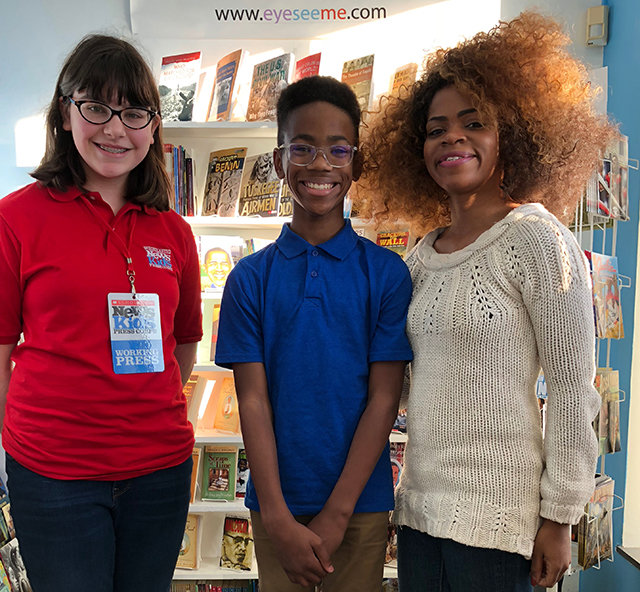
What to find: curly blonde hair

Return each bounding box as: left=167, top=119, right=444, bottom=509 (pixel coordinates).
left=355, top=11, right=619, bottom=235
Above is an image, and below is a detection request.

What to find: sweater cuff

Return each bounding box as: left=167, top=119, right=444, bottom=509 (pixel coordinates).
left=540, top=499, right=586, bottom=526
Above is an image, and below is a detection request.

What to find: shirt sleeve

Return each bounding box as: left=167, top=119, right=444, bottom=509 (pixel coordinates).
left=369, top=254, right=414, bottom=363
left=173, top=225, right=203, bottom=344
left=516, top=215, right=600, bottom=525
left=215, top=263, right=264, bottom=369
left=0, top=215, right=23, bottom=344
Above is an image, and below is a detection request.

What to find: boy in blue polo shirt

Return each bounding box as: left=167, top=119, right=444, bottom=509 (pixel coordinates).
left=216, top=76, right=412, bottom=592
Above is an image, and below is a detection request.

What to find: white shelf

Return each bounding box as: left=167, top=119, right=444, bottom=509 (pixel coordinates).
left=383, top=565, right=398, bottom=579
left=186, top=215, right=291, bottom=229
left=175, top=556, right=258, bottom=580
left=193, top=363, right=230, bottom=373
left=195, top=429, right=243, bottom=444
left=190, top=499, right=249, bottom=514
left=163, top=121, right=277, bottom=139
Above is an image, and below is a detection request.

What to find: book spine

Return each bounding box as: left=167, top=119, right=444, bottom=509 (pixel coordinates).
left=173, top=147, right=180, bottom=213
left=186, top=157, right=194, bottom=216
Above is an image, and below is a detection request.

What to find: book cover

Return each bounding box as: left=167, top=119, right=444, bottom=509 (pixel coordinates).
left=591, top=252, right=624, bottom=339
left=236, top=448, right=250, bottom=498
left=376, top=231, right=410, bottom=258
left=578, top=475, right=614, bottom=570
left=389, top=62, right=418, bottom=96
left=278, top=179, right=294, bottom=218
left=385, top=516, right=398, bottom=567
left=213, top=377, right=240, bottom=434
left=595, top=369, right=621, bottom=455
left=210, top=50, right=246, bottom=122
left=341, top=54, right=375, bottom=111
left=202, top=148, right=247, bottom=217
left=176, top=514, right=201, bottom=569
left=389, top=442, right=405, bottom=489
left=0, top=539, right=32, bottom=592
left=199, top=235, right=245, bottom=292
left=237, top=153, right=280, bottom=217
left=392, top=407, right=407, bottom=433
left=183, top=374, right=208, bottom=428
left=246, top=53, right=294, bottom=122
left=159, top=52, right=202, bottom=123
left=294, top=53, right=321, bottom=81
left=209, top=302, right=222, bottom=362
left=1, top=503, right=14, bottom=541
left=202, top=445, right=237, bottom=501
left=220, top=515, right=254, bottom=571
left=190, top=447, right=202, bottom=504
left=0, top=562, right=10, bottom=592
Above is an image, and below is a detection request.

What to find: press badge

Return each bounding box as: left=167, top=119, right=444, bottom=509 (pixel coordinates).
left=108, top=293, right=164, bottom=374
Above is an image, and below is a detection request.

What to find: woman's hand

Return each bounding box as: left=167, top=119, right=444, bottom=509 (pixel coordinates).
left=530, top=519, right=572, bottom=588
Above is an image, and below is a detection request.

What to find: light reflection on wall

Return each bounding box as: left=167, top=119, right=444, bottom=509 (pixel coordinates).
left=14, top=113, right=46, bottom=168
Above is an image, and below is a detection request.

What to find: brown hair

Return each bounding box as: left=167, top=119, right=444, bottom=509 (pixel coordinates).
left=355, top=11, right=619, bottom=234
left=31, top=34, right=172, bottom=211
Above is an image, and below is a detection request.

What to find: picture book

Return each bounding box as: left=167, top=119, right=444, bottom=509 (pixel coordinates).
left=213, top=377, right=240, bottom=434
left=1, top=503, right=14, bottom=541
left=159, top=52, right=202, bottom=122
left=183, top=374, right=209, bottom=428
left=245, top=237, right=274, bottom=255
left=246, top=53, right=294, bottom=122
left=210, top=50, right=246, bottom=122
left=201, top=148, right=247, bottom=217
left=278, top=180, right=294, bottom=218
left=341, top=54, right=375, bottom=111
left=220, top=515, right=253, bottom=571
left=237, top=153, right=280, bottom=217
left=578, top=475, right=614, bottom=570
left=199, top=235, right=245, bottom=292
left=376, top=231, right=410, bottom=258
left=202, top=445, right=237, bottom=501
left=176, top=514, right=201, bottom=570
left=591, top=252, right=624, bottom=339
left=0, top=539, right=32, bottom=592
left=587, top=137, right=630, bottom=221
left=190, top=447, right=201, bottom=504
left=385, top=517, right=398, bottom=567
left=236, top=448, right=250, bottom=498
left=0, top=561, right=10, bottom=592
left=594, top=369, right=621, bottom=455
left=389, top=442, right=405, bottom=489
left=209, top=302, right=222, bottom=362
left=294, top=53, right=321, bottom=81
left=392, top=407, right=407, bottom=433
left=389, top=62, right=418, bottom=96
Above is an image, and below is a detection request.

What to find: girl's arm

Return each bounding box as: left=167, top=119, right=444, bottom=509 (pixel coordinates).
left=173, top=342, right=197, bottom=387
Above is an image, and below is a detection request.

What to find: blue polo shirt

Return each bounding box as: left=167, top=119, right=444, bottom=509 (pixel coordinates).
left=216, top=220, right=412, bottom=515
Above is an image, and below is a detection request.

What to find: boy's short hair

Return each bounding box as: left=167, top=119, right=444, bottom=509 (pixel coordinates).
left=276, top=76, right=361, bottom=146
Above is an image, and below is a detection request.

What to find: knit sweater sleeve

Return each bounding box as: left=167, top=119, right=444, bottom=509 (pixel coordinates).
left=509, top=212, right=600, bottom=525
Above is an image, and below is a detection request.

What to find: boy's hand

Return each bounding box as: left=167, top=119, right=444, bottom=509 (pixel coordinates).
left=530, top=519, right=571, bottom=588
left=307, top=508, right=350, bottom=557
left=269, top=517, right=334, bottom=587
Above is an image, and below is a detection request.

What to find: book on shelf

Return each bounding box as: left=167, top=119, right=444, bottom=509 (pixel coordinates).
left=202, top=148, right=247, bottom=217
left=209, top=50, right=248, bottom=122
left=236, top=448, right=250, bottom=498
left=594, top=369, right=621, bottom=455
left=198, top=235, right=245, bottom=293
left=392, top=407, right=407, bottom=434
left=159, top=51, right=202, bottom=123
left=385, top=517, right=398, bottom=567
left=209, top=302, right=222, bottom=363
left=237, top=153, right=280, bottom=217
left=376, top=231, right=410, bottom=259
left=213, top=377, right=240, bottom=434
left=244, top=237, right=274, bottom=255
left=0, top=561, right=10, bottom=592
left=389, top=441, right=405, bottom=490
left=184, top=374, right=209, bottom=428
left=164, top=144, right=195, bottom=216
left=245, top=53, right=294, bottom=122
left=0, top=503, right=14, bottom=542
left=389, top=62, right=418, bottom=96
left=586, top=136, right=629, bottom=221
left=577, top=474, right=614, bottom=570
left=190, top=446, right=202, bottom=504
left=220, top=515, right=254, bottom=572
left=176, top=513, right=202, bottom=570
left=278, top=180, right=294, bottom=218
left=202, top=445, right=237, bottom=501
left=0, top=539, right=32, bottom=592
left=294, top=53, right=321, bottom=81
left=590, top=252, right=624, bottom=339
left=341, top=54, right=375, bottom=112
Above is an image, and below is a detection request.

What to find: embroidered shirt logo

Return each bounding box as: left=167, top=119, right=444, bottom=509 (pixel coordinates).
left=144, top=246, right=172, bottom=270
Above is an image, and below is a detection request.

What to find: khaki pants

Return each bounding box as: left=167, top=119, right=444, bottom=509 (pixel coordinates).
left=250, top=510, right=389, bottom=592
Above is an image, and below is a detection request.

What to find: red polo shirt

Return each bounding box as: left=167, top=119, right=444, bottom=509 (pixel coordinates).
left=0, top=183, right=202, bottom=480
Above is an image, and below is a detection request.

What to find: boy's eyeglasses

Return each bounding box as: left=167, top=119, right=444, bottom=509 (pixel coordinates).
left=64, top=97, right=158, bottom=130
left=279, top=143, right=357, bottom=168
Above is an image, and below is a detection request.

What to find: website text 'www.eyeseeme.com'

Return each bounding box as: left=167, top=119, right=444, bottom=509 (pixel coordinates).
left=214, top=7, right=387, bottom=24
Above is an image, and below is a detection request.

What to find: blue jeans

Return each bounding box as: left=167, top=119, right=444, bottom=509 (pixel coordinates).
left=5, top=453, right=192, bottom=592
left=397, top=526, right=532, bottom=592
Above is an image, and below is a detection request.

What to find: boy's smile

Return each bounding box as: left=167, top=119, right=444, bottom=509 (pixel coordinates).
left=274, top=101, right=357, bottom=233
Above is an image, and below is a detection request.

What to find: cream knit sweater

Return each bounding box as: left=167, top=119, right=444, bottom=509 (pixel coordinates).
left=394, top=204, right=600, bottom=559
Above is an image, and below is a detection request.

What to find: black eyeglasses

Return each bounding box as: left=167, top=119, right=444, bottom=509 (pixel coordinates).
left=64, top=97, right=158, bottom=130
left=279, top=143, right=357, bottom=168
